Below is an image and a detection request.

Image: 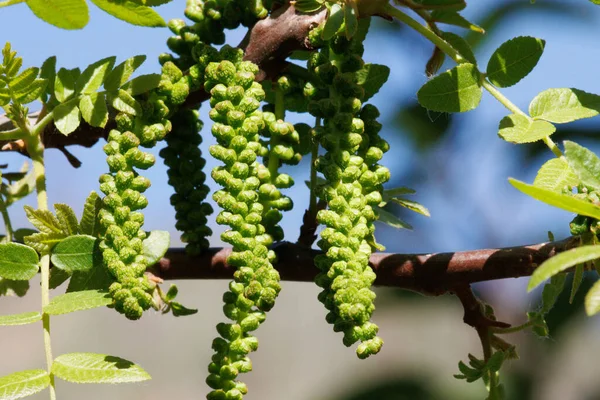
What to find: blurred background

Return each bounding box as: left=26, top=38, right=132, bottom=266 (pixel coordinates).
left=2, top=1, right=600, bottom=399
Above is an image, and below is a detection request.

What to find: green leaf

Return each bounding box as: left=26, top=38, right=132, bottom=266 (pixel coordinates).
left=413, top=0, right=466, bottom=11
left=14, top=79, right=48, bottom=104
left=76, top=56, right=116, bottom=95
left=570, top=263, right=584, bottom=304
left=322, top=3, right=344, bottom=40
left=50, top=235, right=100, bottom=273
left=0, top=312, right=41, bottom=326
left=103, top=55, right=146, bottom=91
left=142, top=230, right=170, bottom=265
left=585, top=279, right=600, bottom=316
left=294, top=0, right=324, bottom=12
left=497, top=113, right=555, bottom=143
left=24, top=206, right=61, bottom=234
left=486, top=36, right=545, bottom=88
left=0, top=243, right=39, bottom=280
left=389, top=198, right=431, bottom=217
left=417, top=63, right=482, bottom=113
left=528, top=245, right=600, bottom=291
left=79, top=93, right=108, bottom=128
left=54, top=68, right=77, bottom=103
left=564, top=140, right=600, bottom=191
left=509, top=178, right=600, bottom=220
left=120, top=73, right=161, bottom=95
left=344, top=3, right=358, bottom=39
left=9, top=67, right=39, bottom=93
left=44, top=290, right=111, bottom=315
left=533, top=158, right=579, bottom=192
left=430, top=10, right=484, bottom=33
left=49, top=268, right=71, bottom=289
left=40, top=56, right=56, bottom=103
left=80, top=191, right=102, bottom=236
left=355, top=64, right=390, bottom=101
left=24, top=232, right=65, bottom=254
left=89, top=0, right=166, bottom=27
left=441, top=32, right=476, bottom=64
left=67, top=263, right=113, bottom=293
left=54, top=203, right=79, bottom=235
left=53, top=99, right=81, bottom=135
left=529, top=88, right=600, bottom=124
left=170, top=302, right=198, bottom=317
left=0, top=369, right=50, bottom=400
left=540, top=273, right=566, bottom=312
left=382, top=187, right=416, bottom=201
left=374, top=206, right=413, bottom=230
left=110, top=89, right=142, bottom=115
left=52, top=353, right=151, bottom=383
left=25, top=0, right=89, bottom=29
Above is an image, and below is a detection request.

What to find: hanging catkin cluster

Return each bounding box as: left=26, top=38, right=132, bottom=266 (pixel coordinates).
left=307, top=34, right=390, bottom=358
left=203, top=46, right=282, bottom=399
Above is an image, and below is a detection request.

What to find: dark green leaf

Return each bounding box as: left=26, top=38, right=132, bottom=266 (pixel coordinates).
left=294, top=0, right=324, bottom=13
left=67, top=258, right=113, bottom=292
left=52, top=353, right=151, bottom=383
left=80, top=191, right=102, bottom=236
left=529, top=88, right=600, bottom=124
left=170, top=302, right=198, bottom=317
left=50, top=235, right=99, bottom=273
left=0, top=243, right=39, bottom=280
left=40, top=56, right=56, bottom=103
left=103, top=55, right=146, bottom=91
left=0, top=369, right=50, bottom=399
left=528, top=245, right=600, bottom=291
left=585, top=279, right=600, bottom=315
left=412, top=0, right=466, bottom=11
left=76, top=56, right=116, bottom=95
left=564, top=140, right=600, bottom=191
left=430, top=10, right=484, bottom=33
left=355, top=64, right=390, bottom=101
left=417, top=63, right=482, bottom=113
left=374, top=206, right=413, bottom=229
left=25, top=0, right=89, bottom=29
left=382, top=187, right=416, bottom=202
left=44, top=290, right=111, bottom=315
left=79, top=93, right=108, bottom=128
left=440, top=32, right=476, bottom=64
left=322, top=3, right=344, bottom=40
left=49, top=268, right=71, bottom=290
left=0, top=279, right=29, bottom=297
left=0, top=312, right=41, bottom=326
left=389, top=198, right=431, bottom=217
left=570, top=263, right=584, bottom=304
left=89, top=0, right=166, bottom=27
left=486, top=36, right=545, bottom=88
left=497, top=113, right=555, bottom=143
left=344, top=2, right=358, bottom=39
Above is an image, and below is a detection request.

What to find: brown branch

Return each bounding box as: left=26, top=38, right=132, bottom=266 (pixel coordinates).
left=149, top=236, right=579, bottom=295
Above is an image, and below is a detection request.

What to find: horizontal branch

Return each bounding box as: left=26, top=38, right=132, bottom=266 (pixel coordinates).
left=150, top=236, right=579, bottom=295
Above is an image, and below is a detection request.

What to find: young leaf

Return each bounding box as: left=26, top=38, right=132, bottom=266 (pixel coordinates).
left=294, top=0, right=325, bottom=12
left=79, top=93, right=109, bottom=128
left=89, top=0, right=167, bottom=27
left=486, top=36, right=545, bottom=88
left=585, top=279, right=600, bottom=316
left=0, top=369, right=50, bottom=400
left=120, top=73, right=161, bottom=95
left=533, top=158, right=579, bottom=192
left=417, top=63, right=482, bottom=113
left=374, top=206, right=413, bottom=229
left=54, top=203, right=80, bottom=235
left=111, top=89, right=142, bottom=115
left=355, top=64, right=390, bottom=101
left=0, top=243, right=39, bottom=281
left=14, top=79, right=48, bottom=104
left=430, top=10, right=484, bottom=33
left=44, top=290, right=111, bottom=315
left=142, top=230, right=170, bottom=265
left=24, top=232, right=65, bottom=254
left=528, top=245, right=600, bottom=291
left=9, top=67, right=39, bottom=93
left=52, top=353, right=151, bottom=383
left=529, top=88, right=600, bottom=124
left=0, top=311, right=41, bottom=326
left=322, top=3, right=344, bottom=40
left=25, top=0, right=89, bottom=29
left=440, top=32, right=476, bottom=64
left=24, top=206, right=61, bottom=234
left=50, top=235, right=99, bottom=273
left=80, top=191, right=102, bottom=236
left=389, top=198, right=431, bottom=217
left=570, top=263, right=584, bottom=304
left=509, top=178, right=600, bottom=220
left=563, top=140, right=600, bottom=191
left=170, top=302, right=198, bottom=317
left=497, top=113, right=555, bottom=143
left=412, top=0, right=466, bottom=11
left=54, top=68, right=77, bottom=102
left=103, top=55, right=146, bottom=91
left=76, top=56, right=116, bottom=95
left=53, top=100, right=81, bottom=135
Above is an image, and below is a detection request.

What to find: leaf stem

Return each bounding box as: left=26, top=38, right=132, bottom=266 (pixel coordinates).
left=0, top=196, right=13, bottom=242
left=0, top=127, right=26, bottom=141
left=491, top=320, right=534, bottom=334
left=0, top=0, right=24, bottom=8
left=480, top=80, right=526, bottom=117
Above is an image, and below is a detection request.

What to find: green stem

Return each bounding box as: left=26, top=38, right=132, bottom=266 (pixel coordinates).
left=0, top=197, right=13, bottom=242
left=308, top=118, right=321, bottom=214
left=0, top=0, right=24, bottom=8
left=491, top=320, right=534, bottom=334
left=0, top=127, right=26, bottom=141
left=480, top=80, right=526, bottom=117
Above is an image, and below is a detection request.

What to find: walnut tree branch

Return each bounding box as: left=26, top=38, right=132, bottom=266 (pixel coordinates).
left=149, top=236, right=579, bottom=295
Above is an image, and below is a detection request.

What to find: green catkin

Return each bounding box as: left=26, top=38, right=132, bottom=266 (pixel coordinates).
left=204, top=47, right=282, bottom=400
left=308, top=34, right=390, bottom=358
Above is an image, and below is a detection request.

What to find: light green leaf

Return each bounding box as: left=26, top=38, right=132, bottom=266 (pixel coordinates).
left=24, top=206, right=61, bottom=234
left=52, top=353, right=151, bottom=383
left=120, top=73, right=161, bottom=95
left=0, top=243, right=39, bottom=280
left=142, top=230, right=170, bottom=265
left=76, top=56, right=116, bottom=95
left=528, top=245, right=600, bottom=291
left=24, top=232, right=65, bottom=254
left=0, top=369, right=50, bottom=400
left=564, top=140, right=600, bottom=191
left=111, top=89, right=142, bottom=115
left=103, top=55, right=146, bottom=91
left=44, top=290, right=111, bottom=315
left=14, top=79, right=48, bottom=104
left=585, top=279, right=600, bottom=316
left=54, top=68, right=77, bottom=103
left=9, top=67, right=39, bottom=93
left=430, top=10, right=484, bottom=33
left=0, top=312, right=41, bottom=326
left=54, top=203, right=79, bottom=235
left=509, top=178, right=600, bottom=220
left=417, top=63, right=482, bottom=113
left=529, top=88, right=600, bottom=124
left=374, top=206, right=413, bottom=230
left=441, top=32, right=476, bottom=64
left=486, top=36, right=545, bottom=88
left=355, top=64, right=390, bottom=101
left=497, top=113, right=555, bottom=143
left=53, top=100, right=81, bottom=135
left=89, top=0, right=166, bottom=27
left=322, top=3, right=344, bottom=40
left=389, top=198, right=431, bottom=217
left=50, top=235, right=99, bottom=273
left=80, top=191, right=102, bottom=236
left=79, top=93, right=108, bottom=128
left=25, top=0, right=89, bottom=29
left=533, top=158, right=579, bottom=192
